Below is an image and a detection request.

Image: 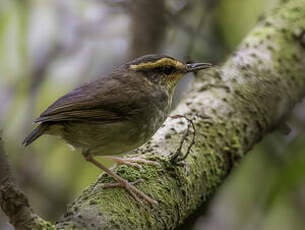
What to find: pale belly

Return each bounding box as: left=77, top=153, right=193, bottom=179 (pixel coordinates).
left=50, top=119, right=161, bottom=156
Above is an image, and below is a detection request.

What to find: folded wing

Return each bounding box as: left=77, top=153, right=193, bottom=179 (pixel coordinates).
left=35, top=77, right=139, bottom=123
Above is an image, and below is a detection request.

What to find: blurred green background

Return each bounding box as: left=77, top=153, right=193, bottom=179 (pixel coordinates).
left=1, top=0, right=304, bottom=229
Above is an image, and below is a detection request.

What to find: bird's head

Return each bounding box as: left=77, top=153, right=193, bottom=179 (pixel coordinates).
left=124, top=54, right=213, bottom=90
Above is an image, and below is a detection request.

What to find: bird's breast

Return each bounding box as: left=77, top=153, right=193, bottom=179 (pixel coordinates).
left=136, top=91, right=172, bottom=141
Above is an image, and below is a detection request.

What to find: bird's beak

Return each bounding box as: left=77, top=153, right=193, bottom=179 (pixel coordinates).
left=185, top=62, right=214, bottom=72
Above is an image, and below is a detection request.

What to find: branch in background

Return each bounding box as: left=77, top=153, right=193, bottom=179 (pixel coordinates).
left=1, top=0, right=305, bottom=229
left=0, top=133, right=12, bottom=184
left=0, top=134, right=53, bottom=230
left=127, top=0, right=167, bottom=58
left=52, top=1, right=305, bottom=229
left=166, top=0, right=227, bottom=62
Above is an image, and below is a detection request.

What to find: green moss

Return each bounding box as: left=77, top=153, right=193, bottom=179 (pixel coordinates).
left=24, top=217, right=56, bottom=230
left=54, top=1, right=305, bottom=229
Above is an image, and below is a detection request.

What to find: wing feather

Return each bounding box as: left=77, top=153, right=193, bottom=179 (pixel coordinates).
left=35, top=76, right=139, bottom=123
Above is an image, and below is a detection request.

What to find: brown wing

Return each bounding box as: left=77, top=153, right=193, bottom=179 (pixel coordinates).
left=35, top=76, right=140, bottom=123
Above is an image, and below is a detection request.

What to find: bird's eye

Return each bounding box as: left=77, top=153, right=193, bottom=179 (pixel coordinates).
left=162, top=66, right=175, bottom=75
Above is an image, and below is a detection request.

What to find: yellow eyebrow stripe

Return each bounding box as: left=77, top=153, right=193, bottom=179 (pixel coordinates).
left=130, top=58, right=184, bottom=71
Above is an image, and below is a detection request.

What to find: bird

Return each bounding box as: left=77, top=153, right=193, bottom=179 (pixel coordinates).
left=23, top=54, right=213, bottom=205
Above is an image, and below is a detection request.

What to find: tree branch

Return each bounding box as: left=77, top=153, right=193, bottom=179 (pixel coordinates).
left=127, top=0, right=167, bottom=58
left=2, top=0, right=305, bottom=229
left=0, top=134, right=54, bottom=229
left=53, top=1, right=305, bottom=229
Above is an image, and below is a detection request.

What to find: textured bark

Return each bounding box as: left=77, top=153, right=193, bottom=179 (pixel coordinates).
left=54, top=1, right=305, bottom=229
left=2, top=0, right=305, bottom=229
left=0, top=136, right=55, bottom=230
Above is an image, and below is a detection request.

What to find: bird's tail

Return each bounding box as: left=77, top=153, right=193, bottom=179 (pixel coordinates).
left=23, top=124, right=49, bottom=147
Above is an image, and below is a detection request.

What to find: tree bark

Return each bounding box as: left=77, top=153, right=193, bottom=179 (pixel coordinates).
left=0, top=135, right=55, bottom=230
left=55, top=1, right=305, bottom=229
left=2, top=0, right=305, bottom=229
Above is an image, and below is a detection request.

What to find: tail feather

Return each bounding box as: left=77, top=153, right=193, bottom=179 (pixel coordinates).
left=23, top=124, right=48, bottom=147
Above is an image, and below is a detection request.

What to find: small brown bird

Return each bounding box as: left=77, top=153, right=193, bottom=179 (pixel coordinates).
left=23, top=54, right=212, bottom=204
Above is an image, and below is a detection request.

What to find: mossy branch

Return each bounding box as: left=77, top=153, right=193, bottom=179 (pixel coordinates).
left=54, top=1, right=305, bottom=229
left=1, top=0, right=305, bottom=229
left=0, top=135, right=55, bottom=230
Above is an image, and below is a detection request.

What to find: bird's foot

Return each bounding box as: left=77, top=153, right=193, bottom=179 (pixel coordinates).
left=101, top=178, right=158, bottom=205
left=102, top=156, right=160, bottom=170
left=101, top=179, right=142, bottom=188
left=84, top=154, right=158, bottom=205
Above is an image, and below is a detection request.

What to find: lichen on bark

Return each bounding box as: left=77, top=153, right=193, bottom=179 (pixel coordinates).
left=2, top=0, right=305, bottom=229
left=53, top=1, right=305, bottom=229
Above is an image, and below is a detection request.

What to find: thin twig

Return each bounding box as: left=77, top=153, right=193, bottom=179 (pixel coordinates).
left=170, top=115, right=196, bottom=163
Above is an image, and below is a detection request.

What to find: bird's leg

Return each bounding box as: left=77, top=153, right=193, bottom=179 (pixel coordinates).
left=102, top=156, right=160, bottom=170
left=82, top=152, right=158, bottom=205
